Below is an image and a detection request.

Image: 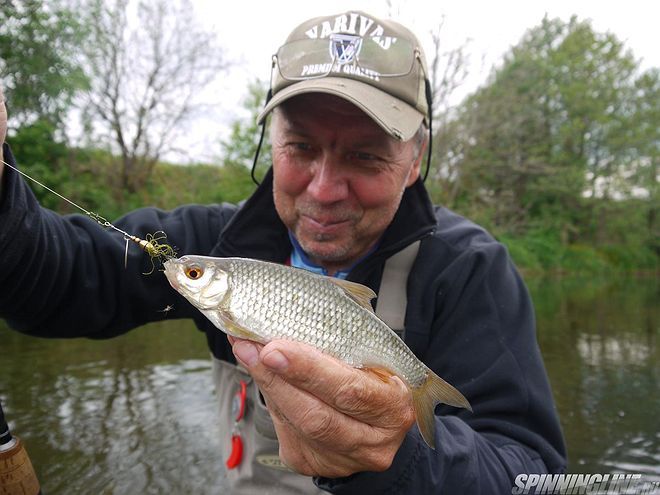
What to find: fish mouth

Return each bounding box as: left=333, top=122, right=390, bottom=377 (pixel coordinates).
left=162, top=260, right=180, bottom=290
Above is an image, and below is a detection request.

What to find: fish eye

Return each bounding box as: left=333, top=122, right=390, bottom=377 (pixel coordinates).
left=185, top=265, right=204, bottom=280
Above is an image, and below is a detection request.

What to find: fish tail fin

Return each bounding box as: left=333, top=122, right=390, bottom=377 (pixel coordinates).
left=412, top=371, right=472, bottom=450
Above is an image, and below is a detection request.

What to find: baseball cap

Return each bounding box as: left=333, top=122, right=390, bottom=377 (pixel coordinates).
left=257, top=11, right=429, bottom=141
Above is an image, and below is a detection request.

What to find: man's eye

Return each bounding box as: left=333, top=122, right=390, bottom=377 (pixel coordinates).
left=350, top=151, right=378, bottom=162
left=291, top=142, right=312, bottom=151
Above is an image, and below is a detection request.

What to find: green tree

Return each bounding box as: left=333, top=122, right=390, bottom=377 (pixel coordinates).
left=628, top=68, right=659, bottom=254
left=8, top=119, right=69, bottom=210
left=219, top=79, right=272, bottom=185
left=440, top=16, right=651, bottom=243
left=0, top=0, right=88, bottom=129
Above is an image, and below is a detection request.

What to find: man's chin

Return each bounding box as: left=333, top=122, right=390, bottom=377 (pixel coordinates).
left=296, top=236, right=351, bottom=265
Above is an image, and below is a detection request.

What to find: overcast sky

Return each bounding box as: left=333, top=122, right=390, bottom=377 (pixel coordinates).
left=183, top=0, right=659, bottom=163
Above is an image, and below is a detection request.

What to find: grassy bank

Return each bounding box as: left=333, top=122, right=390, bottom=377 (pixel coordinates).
left=10, top=139, right=658, bottom=276
left=499, top=233, right=658, bottom=276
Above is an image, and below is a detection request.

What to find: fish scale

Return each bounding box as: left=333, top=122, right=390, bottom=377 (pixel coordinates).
left=227, top=258, right=423, bottom=384
left=164, top=255, right=472, bottom=449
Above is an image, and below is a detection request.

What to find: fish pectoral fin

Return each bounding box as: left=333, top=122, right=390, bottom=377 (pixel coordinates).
left=218, top=310, right=262, bottom=341
left=362, top=366, right=394, bottom=383
left=330, top=279, right=377, bottom=312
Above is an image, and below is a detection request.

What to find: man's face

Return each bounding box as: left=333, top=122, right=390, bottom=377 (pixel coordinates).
left=270, top=93, right=423, bottom=274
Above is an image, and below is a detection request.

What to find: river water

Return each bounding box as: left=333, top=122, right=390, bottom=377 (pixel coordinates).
left=1, top=276, right=658, bottom=494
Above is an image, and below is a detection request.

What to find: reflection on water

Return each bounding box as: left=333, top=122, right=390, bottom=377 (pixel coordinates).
left=577, top=333, right=653, bottom=365
left=0, top=276, right=658, bottom=493
left=0, top=321, right=227, bottom=494
left=529, top=276, right=659, bottom=480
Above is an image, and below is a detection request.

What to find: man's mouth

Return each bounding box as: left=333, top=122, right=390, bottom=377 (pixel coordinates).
left=301, top=215, right=350, bottom=234
left=306, top=215, right=349, bottom=226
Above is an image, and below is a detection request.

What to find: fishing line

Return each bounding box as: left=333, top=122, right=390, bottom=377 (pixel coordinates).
left=2, top=159, right=176, bottom=270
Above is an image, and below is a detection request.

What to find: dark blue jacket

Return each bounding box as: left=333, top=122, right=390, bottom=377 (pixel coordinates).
left=0, top=144, right=566, bottom=493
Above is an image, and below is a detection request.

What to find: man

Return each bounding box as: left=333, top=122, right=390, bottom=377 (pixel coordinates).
left=0, top=10, right=566, bottom=494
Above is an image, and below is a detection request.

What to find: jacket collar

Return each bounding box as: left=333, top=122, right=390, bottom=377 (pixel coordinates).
left=211, top=167, right=436, bottom=266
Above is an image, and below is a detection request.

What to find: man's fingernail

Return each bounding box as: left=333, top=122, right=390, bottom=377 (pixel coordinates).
left=233, top=341, right=259, bottom=367
left=263, top=349, right=289, bottom=371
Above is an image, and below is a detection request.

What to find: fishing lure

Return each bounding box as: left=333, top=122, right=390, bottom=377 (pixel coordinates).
left=124, top=230, right=177, bottom=274
left=2, top=159, right=176, bottom=272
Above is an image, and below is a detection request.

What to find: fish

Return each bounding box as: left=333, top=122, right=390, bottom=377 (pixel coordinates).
left=163, top=255, right=471, bottom=449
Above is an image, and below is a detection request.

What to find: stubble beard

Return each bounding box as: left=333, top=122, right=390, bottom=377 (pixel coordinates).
left=294, top=203, right=362, bottom=264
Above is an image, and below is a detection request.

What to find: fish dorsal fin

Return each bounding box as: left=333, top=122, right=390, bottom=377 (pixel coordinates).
left=330, top=278, right=376, bottom=312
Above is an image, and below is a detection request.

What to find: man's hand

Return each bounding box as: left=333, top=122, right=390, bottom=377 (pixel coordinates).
left=230, top=337, right=416, bottom=478
left=0, top=84, right=7, bottom=178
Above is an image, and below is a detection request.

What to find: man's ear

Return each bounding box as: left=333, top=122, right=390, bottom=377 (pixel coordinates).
left=406, top=135, right=427, bottom=187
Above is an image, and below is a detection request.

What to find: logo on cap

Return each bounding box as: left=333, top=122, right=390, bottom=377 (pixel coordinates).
left=329, top=33, right=362, bottom=65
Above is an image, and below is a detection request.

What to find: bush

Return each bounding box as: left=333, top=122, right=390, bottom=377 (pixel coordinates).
left=498, top=235, right=541, bottom=272
left=558, top=244, right=609, bottom=274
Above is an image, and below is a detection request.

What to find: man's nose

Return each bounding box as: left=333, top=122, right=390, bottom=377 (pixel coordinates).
left=306, top=156, right=349, bottom=203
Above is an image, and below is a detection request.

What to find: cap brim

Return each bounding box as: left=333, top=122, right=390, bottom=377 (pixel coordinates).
left=257, top=77, right=425, bottom=141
